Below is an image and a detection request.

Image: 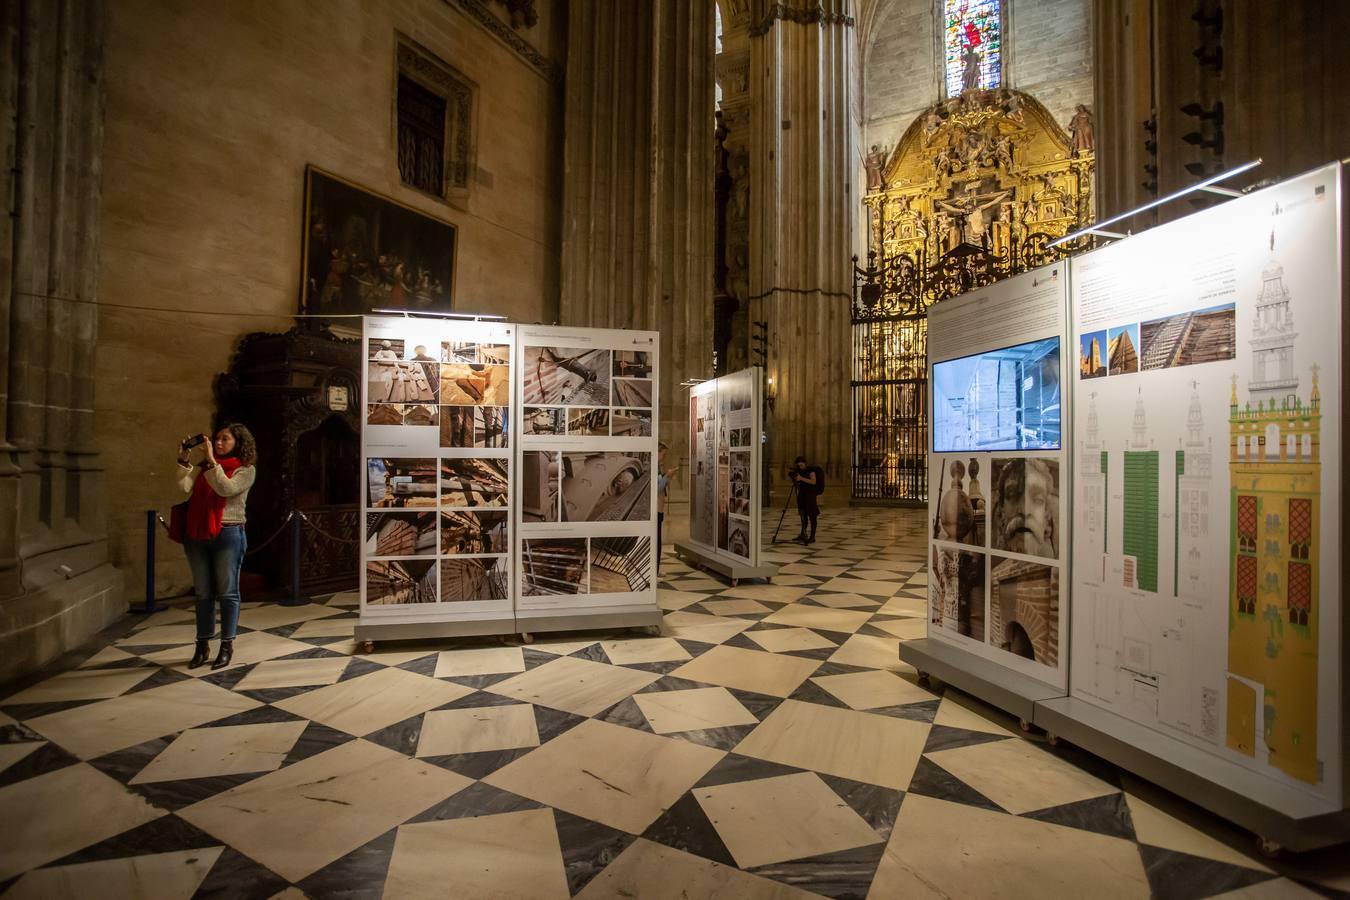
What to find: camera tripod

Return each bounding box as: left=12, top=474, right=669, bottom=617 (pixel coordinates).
left=770, top=481, right=799, bottom=544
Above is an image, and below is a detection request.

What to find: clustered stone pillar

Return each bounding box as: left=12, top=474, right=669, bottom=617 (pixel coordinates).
left=1, top=1, right=123, bottom=683
left=747, top=0, right=856, bottom=486
left=559, top=0, right=717, bottom=461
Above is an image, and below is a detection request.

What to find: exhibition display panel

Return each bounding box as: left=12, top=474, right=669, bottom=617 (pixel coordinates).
left=513, top=325, right=663, bottom=634
left=907, top=162, right=1348, bottom=850
left=1048, top=162, right=1346, bottom=847
left=357, top=317, right=517, bottom=641
left=677, top=367, right=777, bottom=583
left=904, top=264, right=1071, bottom=720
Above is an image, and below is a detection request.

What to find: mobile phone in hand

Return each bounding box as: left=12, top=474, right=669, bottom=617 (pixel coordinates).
left=181, top=433, right=208, bottom=450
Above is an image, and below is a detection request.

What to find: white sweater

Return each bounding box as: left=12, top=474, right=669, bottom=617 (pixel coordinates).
left=176, top=463, right=257, bottom=524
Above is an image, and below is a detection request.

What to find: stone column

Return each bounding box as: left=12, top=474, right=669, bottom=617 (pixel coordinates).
left=747, top=0, right=857, bottom=488
left=1, top=0, right=123, bottom=684
left=559, top=0, right=717, bottom=459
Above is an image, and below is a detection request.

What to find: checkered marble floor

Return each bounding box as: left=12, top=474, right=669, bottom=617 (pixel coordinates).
left=1, top=507, right=1346, bottom=898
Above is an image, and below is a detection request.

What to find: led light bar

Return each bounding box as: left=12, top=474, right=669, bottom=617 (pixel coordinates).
left=370, top=308, right=507, bottom=321
left=1048, top=158, right=1263, bottom=248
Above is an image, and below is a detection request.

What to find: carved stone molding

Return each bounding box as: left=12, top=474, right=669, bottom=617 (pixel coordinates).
left=447, top=0, right=560, bottom=82
left=396, top=37, right=477, bottom=198
left=716, top=49, right=751, bottom=106
left=749, top=3, right=855, bottom=38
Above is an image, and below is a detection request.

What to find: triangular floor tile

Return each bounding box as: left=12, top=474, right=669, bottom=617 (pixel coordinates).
left=1023, top=791, right=1136, bottom=841
left=641, top=790, right=737, bottom=867
left=725, top=688, right=787, bottom=722
left=409, top=780, right=543, bottom=824
left=192, top=846, right=289, bottom=900
left=922, top=722, right=1011, bottom=753
left=694, top=752, right=809, bottom=789
left=396, top=654, right=439, bottom=677
left=787, top=680, right=851, bottom=709
left=1138, top=844, right=1279, bottom=900
left=534, top=706, right=589, bottom=743
left=596, top=696, right=655, bottom=733
left=363, top=712, right=425, bottom=757
left=196, top=705, right=306, bottom=730
left=422, top=746, right=536, bottom=780
left=819, top=773, right=906, bottom=839
left=749, top=840, right=887, bottom=897
left=297, top=827, right=397, bottom=899
left=0, top=740, right=80, bottom=789
left=905, top=756, right=1004, bottom=813
left=46, top=813, right=221, bottom=867
left=282, top=720, right=360, bottom=766
left=665, top=723, right=760, bottom=751
left=554, top=807, right=639, bottom=895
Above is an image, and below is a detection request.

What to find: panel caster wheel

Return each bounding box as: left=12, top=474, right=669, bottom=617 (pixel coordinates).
left=1046, top=732, right=1060, bottom=747
left=645, top=625, right=663, bottom=637
left=1019, top=718, right=1033, bottom=734
left=731, top=578, right=739, bottom=587
left=916, top=671, right=931, bottom=687
left=519, top=633, right=534, bottom=645
left=1258, top=838, right=1282, bottom=859
left=362, top=641, right=375, bottom=654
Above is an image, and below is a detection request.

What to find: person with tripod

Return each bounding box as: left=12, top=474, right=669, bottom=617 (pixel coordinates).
left=790, top=455, right=824, bottom=544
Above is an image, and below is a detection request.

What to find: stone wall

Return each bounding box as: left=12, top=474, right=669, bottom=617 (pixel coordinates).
left=1010, top=0, right=1093, bottom=129
left=96, top=0, right=565, bottom=603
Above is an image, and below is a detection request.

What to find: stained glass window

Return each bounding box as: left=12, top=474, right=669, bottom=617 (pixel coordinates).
left=944, top=0, right=1003, bottom=97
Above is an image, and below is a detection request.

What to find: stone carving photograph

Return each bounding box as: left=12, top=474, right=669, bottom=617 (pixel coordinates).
left=561, top=452, right=651, bottom=522
left=990, top=457, right=1059, bottom=560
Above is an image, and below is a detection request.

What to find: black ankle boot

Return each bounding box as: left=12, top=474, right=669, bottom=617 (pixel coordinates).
left=189, top=640, right=211, bottom=669
left=210, top=639, right=234, bottom=670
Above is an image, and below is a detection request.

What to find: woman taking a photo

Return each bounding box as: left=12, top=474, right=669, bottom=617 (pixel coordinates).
left=175, top=424, right=257, bottom=669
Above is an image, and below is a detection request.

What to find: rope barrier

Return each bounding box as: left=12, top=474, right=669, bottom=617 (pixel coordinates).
left=297, top=510, right=362, bottom=545
left=243, top=510, right=298, bottom=557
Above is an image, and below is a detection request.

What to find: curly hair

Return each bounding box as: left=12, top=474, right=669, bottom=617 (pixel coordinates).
left=218, top=422, right=258, bottom=467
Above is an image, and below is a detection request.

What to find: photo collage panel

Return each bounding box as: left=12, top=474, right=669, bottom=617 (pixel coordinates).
left=521, top=536, right=653, bottom=597
left=363, top=327, right=515, bottom=608
left=716, top=377, right=754, bottom=561
left=929, top=452, right=1062, bottom=672
left=520, top=347, right=654, bottom=438
left=1078, top=302, right=1235, bottom=381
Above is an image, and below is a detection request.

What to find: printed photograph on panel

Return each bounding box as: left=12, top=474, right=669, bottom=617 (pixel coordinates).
left=932, top=458, right=986, bottom=549
left=522, top=451, right=560, bottom=522
left=367, top=458, right=438, bottom=508
left=725, top=516, right=751, bottom=558
left=369, top=345, right=437, bottom=404
left=612, top=378, right=653, bottom=408
left=407, top=343, right=438, bottom=363
left=366, top=511, right=437, bottom=557
left=439, top=458, right=509, bottom=507
left=440, top=364, right=511, bottom=406
left=369, top=338, right=406, bottom=358
left=367, top=559, right=437, bottom=605
left=402, top=403, right=438, bottom=427
left=567, top=408, right=610, bottom=436
left=720, top=378, right=751, bottom=412
left=440, top=557, right=509, bottom=602
left=561, top=452, right=651, bottom=522
left=1078, top=331, right=1107, bottom=379
left=367, top=403, right=404, bottom=426
left=1140, top=303, right=1236, bottom=370
left=443, top=407, right=510, bottom=448
left=990, top=457, right=1059, bottom=560
left=611, top=408, right=653, bottom=437
left=443, top=341, right=478, bottom=363
left=728, top=427, right=752, bottom=448
left=523, top=347, right=612, bottom=406
left=613, top=350, right=653, bottom=378
left=929, top=547, right=986, bottom=640
left=589, top=536, right=653, bottom=593
left=522, top=538, right=589, bottom=595
left=479, top=343, right=511, bottom=365
left=1107, top=324, right=1140, bottom=375
left=439, top=510, right=509, bottom=555
left=989, top=555, right=1058, bottom=667
left=523, top=407, right=566, bottom=435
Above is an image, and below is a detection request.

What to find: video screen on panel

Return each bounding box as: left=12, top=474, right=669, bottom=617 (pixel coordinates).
left=932, top=336, right=1061, bottom=452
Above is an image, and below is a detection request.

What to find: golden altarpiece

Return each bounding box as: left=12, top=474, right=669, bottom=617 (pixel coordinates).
left=852, top=88, right=1095, bottom=501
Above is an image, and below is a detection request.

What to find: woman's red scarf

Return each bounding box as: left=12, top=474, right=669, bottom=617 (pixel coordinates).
left=187, top=456, right=243, bottom=541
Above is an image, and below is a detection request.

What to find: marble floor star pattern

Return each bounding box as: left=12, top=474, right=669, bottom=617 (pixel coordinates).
left=0, top=507, right=1346, bottom=898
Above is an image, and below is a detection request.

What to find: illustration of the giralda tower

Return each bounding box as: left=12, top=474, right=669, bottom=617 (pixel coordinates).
left=1227, top=225, right=1321, bottom=785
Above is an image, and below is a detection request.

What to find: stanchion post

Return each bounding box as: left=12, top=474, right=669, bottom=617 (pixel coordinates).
left=133, top=509, right=169, bottom=615
left=283, top=511, right=307, bottom=607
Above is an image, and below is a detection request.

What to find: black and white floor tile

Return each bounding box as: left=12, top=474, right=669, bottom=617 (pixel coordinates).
left=0, top=508, right=1346, bottom=898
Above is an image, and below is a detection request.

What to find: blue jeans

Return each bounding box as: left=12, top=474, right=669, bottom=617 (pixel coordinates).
left=185, top=524, right=247, bottom=641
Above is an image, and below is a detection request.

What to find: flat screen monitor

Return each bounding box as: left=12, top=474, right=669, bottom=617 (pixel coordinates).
left=932, top=336, right=1061, bottom=452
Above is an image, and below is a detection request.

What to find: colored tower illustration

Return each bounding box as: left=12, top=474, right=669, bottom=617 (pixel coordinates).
left=1123, top=388, right=1159, bottom=592
left=1079, top=393, right=1107, bottom=576
left=1175, top=382, right=1213, bottom=604
left=1226, top=230, right=1321, bottom=784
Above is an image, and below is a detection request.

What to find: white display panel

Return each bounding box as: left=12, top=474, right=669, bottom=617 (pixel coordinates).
left=687, top=368, right=763, bottom=566
left=360, top=317, right=516, bottom=622
left=927, top=264, right=1070, bottom=689
left=1068, top=164, right=1343, bottom=807
left=514, top=326, right=660, bottom=611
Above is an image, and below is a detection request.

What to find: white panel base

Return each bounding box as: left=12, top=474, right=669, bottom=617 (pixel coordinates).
left=899, top=637, right=1062, bottom=724
left=674, top=542, right=779, bottom=584
left=514, top=603, right=663, bottom=635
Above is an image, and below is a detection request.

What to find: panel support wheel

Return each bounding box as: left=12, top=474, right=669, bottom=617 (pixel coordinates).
left=731, top=578, right=739, bottom=587
left=916, top=671, right=931, bottom=687
left=1046, top=732, right=1060, bottom=747
left=645, top=624, right=663, bottom=636
left=1019, top=718, right=1033, bottom=734
left=1258, top=838, right=1282, bottom=859
left=362, top=641, right=375, bottom=654
left=519, top=633, right=534, bottom=645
